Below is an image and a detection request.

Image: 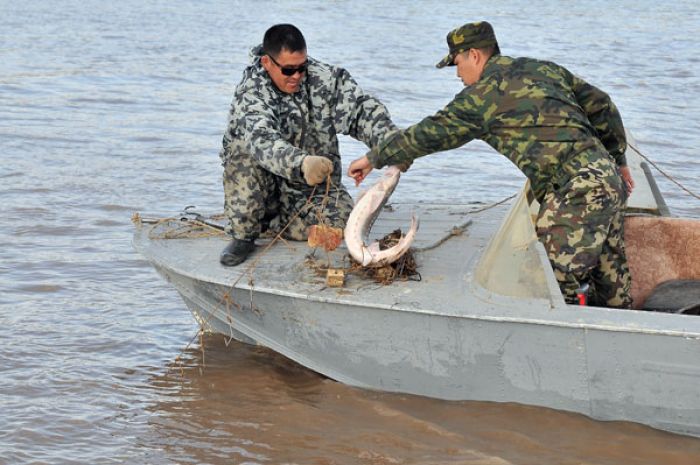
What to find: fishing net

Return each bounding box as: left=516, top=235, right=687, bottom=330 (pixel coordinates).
left=348, top=229, right=421, bottom=284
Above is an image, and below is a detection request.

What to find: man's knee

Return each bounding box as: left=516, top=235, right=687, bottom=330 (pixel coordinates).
left=223, top=158, right=280, bottom=240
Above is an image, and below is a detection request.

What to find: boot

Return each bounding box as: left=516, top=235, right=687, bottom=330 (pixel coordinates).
left=220, top=239, right=255, bottom=266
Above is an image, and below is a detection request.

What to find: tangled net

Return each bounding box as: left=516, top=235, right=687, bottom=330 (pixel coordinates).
left=349, top=228, right=421, bottom=284
left=304, top=228, right=421, bottom=285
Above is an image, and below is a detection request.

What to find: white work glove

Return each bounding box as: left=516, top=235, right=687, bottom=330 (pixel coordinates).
left=302, top=155, right=333, bottom=186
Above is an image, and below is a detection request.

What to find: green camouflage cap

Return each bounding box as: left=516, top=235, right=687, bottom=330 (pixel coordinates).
left=436, top=21, right=498, bottom=68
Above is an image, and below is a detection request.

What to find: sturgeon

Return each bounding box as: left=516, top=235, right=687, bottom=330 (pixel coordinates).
left=344, top=166, right=419, bottom=267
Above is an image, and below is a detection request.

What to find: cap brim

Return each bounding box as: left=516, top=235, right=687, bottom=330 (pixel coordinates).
left=435, top=53, right=455, bottom=69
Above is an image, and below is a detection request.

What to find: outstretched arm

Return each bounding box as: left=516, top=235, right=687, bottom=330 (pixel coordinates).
left=367, top=91, right=483, bottom=170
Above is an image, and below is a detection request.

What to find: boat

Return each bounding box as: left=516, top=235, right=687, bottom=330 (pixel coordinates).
left=132, top=132, right=700, bottom=438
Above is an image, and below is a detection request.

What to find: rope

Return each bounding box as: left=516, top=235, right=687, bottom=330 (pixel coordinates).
left=166, top=179, right=333, bottom=373
left=160, top=178, right=516, bottom=374
left=628, top=142, right=700, bottom=200
left=466, top=194, right=517, bottom=213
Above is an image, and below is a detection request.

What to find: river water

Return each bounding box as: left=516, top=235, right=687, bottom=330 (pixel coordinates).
left=2, top=1, right=700, bottom=464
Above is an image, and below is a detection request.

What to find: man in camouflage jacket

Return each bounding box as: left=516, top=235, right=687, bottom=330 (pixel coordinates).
left=219, top=24, right=397, bottom=266
left=348, top=21, right=634, bottom=308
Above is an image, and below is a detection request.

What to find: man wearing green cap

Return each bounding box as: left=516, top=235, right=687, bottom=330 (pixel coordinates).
left=348, top=21, right=634, bottom=308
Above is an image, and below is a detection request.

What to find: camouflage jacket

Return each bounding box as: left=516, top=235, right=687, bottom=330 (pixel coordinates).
left=367, top=54, right=627, bottom=201
left=220, top=46, right=397, bottom=189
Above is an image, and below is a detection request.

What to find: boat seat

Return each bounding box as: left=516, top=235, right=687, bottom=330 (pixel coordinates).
left=625, top=215, right=700, bottom=309
left=642, top=279, right=700, bottom=315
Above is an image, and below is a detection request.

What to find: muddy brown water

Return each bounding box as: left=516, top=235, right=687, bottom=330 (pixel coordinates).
left=2, top=1, right=699, bottom=463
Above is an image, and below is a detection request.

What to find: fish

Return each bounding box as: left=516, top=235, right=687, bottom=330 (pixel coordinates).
left=344, top=166, right=419, bottom=267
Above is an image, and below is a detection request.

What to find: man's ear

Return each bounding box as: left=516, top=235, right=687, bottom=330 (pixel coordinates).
left=261, top=55, right=271, bottom=72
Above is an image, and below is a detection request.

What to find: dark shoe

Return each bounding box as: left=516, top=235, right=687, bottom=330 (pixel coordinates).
left=220, top=239, right=255, bottom=266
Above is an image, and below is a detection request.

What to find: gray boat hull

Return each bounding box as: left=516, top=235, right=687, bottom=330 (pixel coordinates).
left=133, top=139, right=700, bottom=437
left=138, top=198, right=700, bottom=438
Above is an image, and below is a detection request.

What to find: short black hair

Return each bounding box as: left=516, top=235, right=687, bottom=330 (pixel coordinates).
left=482, top=43, right=501, bottom=57
left=467, top=44, right=500, bottom=61
left=263, top=24, right=306, bottom=57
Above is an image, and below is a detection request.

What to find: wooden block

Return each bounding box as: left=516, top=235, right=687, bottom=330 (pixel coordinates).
left=326, top=268, right=345, bottom=287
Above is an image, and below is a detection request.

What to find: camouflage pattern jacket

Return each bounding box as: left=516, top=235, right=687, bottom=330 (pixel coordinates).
left=368, top=54, right=627, bottom=202
left=220, top=46, right=397, bottom=191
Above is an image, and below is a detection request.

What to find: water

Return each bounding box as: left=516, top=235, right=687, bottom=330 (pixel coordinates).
left=1, top=1, right=699, bottom=463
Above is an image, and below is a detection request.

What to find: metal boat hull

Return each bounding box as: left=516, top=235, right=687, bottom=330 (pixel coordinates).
left=146, top=254, right=700, bottom=438
left=134, top=138, right=700, bottom=437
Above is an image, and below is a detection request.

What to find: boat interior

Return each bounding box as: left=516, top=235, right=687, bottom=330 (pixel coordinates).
left=618, top=148, right=700, bottom=313
left=625, top=215, right=700, bottom=312
left=135, top=133, right=699, bottom=316
left=465, top=142, right=700, bottom=314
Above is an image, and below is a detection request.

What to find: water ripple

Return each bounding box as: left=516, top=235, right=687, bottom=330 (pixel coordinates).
left=2, top=1, right=700, bottom=464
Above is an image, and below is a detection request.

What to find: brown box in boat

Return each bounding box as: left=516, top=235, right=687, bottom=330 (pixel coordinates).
left=326, top=268, right=345, bottom=287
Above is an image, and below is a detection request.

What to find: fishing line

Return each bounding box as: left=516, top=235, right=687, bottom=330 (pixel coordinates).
left=628, top=143, right=700, bottom=200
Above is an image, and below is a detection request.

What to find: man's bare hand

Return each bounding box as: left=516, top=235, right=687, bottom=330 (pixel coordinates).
left=620, top=165, right=634, bottom=195
left=347, top=155, right=373, bottom=186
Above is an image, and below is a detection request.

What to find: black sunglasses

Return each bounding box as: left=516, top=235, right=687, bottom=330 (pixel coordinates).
left=268, top=54, right=308, bottom=76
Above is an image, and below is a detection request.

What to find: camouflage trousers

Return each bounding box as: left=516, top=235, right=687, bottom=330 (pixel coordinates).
left=222, top=154, right=354, bottom=242
left=535, top=156, right=632, bottom=308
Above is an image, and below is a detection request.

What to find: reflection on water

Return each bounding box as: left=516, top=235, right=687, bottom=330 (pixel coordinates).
left=139, top=335, right=700, bottom=465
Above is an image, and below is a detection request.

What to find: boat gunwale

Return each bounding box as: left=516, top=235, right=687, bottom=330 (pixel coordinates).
left=151, top=254, right=700, bottom=339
